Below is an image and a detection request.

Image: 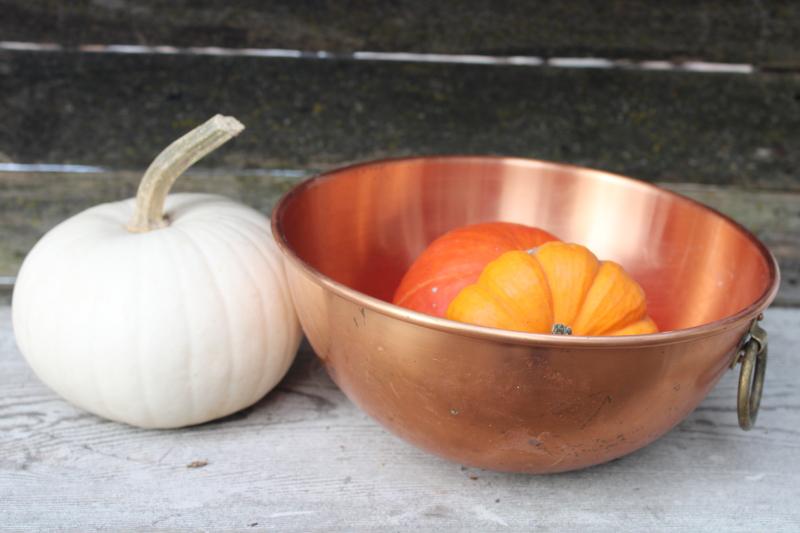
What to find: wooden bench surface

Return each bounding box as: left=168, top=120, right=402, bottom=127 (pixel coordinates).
left=1, top=307, right=799, bottom=530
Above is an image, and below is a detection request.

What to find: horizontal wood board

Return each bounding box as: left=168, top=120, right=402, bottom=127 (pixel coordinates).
left=1, top=51, right=799, bottom=188
left=1, top=306, right=799, bottom=531
left=1, top=1, right=799, bottom=66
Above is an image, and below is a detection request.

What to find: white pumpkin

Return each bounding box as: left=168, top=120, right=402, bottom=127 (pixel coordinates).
left=12, top=115, right=302, bottom=428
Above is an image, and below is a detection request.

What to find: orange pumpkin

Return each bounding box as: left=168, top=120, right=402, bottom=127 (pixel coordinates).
left=446, top=241, right=658, bottom=336
left=393, top=222, right=558, bottom=317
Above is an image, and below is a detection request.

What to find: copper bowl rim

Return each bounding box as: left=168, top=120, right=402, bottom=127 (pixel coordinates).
left=272, top=155, right=781, bottom=349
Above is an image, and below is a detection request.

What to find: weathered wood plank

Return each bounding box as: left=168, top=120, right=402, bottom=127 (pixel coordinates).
left=1, top=0, right=799, bottom=66
left=1, top=51, right=798, bottom=188
left=1, top=171, right=798, bottom=305
left=1, top=306, right=798, bottom=530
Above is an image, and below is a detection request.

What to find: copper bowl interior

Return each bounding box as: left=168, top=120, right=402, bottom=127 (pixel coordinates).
left=276, top=157, right=774, bottom=332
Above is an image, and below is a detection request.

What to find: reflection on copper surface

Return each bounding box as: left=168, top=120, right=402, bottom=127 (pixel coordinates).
left=273, top=156, right=779, bottom=473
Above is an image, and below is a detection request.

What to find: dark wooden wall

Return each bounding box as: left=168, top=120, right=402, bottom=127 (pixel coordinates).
left=4, top=1, right=800, bottom=65
left=1, top=1, right=798, bottom=303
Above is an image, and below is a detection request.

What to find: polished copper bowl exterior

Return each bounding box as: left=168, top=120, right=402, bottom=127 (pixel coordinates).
left=272, top=156, right=779, bottom=473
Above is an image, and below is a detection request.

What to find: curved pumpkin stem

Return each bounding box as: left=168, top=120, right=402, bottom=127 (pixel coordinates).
left=551, top=323, right=573, bottom=335
left=127, top=115, right=245, bottom=233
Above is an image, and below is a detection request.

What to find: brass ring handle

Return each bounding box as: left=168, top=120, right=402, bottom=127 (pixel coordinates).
left=734, top=320, right=768, bottom=431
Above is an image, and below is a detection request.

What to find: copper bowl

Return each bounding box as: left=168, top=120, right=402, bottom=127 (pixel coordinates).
left=272, top=156, right=779, bottom=473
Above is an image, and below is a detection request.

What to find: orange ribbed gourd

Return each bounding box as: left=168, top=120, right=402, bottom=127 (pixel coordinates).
left=446, top=241, right=658, bottom=336
left=393, top=222, right=558, bottom=317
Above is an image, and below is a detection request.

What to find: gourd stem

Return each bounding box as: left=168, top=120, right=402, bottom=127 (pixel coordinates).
left=126, top=115, right=245, bottom=232
left=552, top=323, right=573, bottom=335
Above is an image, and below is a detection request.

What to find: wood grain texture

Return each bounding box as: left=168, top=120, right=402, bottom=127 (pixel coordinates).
left=1, top=306, right=799, bottom=531
left=1, top=0, right=799, bottom=65
left=1, top=51, right=799, bottom=187
left=1, top=171, right=798, bottom=305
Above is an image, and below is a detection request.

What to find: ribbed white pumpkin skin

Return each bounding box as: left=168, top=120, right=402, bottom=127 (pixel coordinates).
left=12, top=193, right=301, bottom=428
